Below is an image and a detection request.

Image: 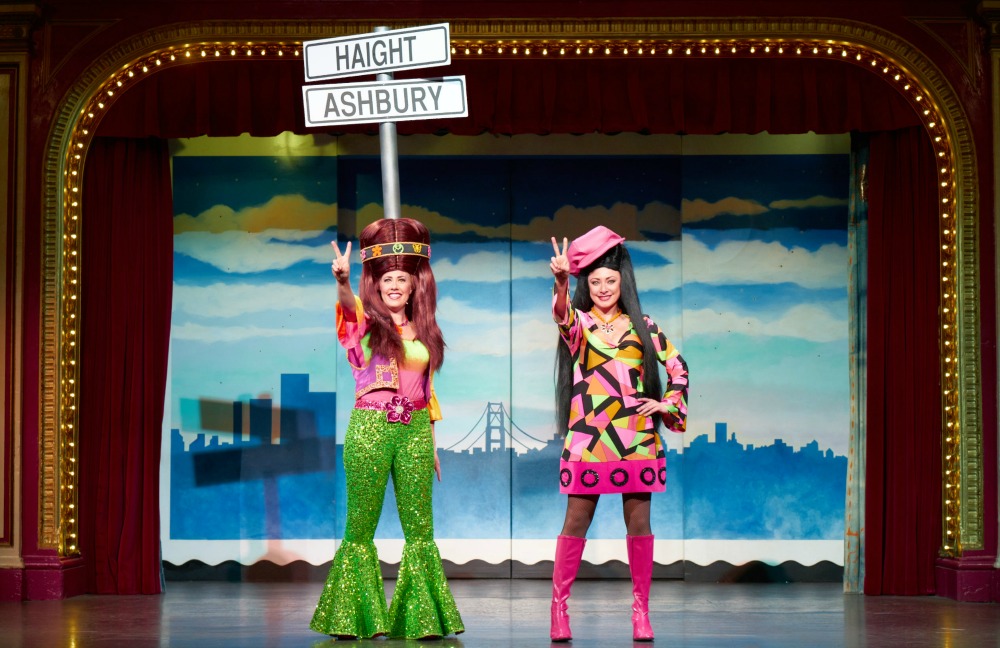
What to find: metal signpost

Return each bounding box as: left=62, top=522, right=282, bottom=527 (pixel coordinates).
left=301, top=23, right=465, bottom=219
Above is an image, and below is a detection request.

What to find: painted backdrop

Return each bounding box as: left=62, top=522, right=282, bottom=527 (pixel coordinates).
left=161, top=133, right=849, bottom=572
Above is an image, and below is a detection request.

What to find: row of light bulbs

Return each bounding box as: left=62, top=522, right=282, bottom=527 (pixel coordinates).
left=57, top=37, right=963, bottom=556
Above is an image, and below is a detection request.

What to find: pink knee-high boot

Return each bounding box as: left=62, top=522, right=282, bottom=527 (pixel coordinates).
left=627, top=534, right=655, bottom=641
left=550, top=535, right=586, bottom=642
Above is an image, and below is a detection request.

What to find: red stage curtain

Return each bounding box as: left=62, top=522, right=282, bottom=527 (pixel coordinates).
left=96, top=57, right=920, bottom=138
left=78, top=137, right=173, bottom=594
left=83, top=53, right=937, bottom=595
left=864, top=126, right=942, bottom=595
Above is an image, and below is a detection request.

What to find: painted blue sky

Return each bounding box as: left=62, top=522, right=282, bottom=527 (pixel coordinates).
left=168, top=143, right=849, bottom=464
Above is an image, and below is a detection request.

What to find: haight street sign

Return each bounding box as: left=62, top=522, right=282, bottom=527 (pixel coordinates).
left=302, top=76, right=468, bottom=126
left=303, top=23, right=451, bottom=82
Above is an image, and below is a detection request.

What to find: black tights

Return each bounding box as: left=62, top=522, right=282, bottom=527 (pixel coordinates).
left=559, top=492, right=652, bottom=537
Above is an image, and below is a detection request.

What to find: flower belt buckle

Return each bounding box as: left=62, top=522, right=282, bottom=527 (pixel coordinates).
left=386, top=395, right=415, bottom=425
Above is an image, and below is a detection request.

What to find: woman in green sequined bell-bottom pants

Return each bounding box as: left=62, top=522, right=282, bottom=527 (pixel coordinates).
left=310, top=407, right=464, bottom=639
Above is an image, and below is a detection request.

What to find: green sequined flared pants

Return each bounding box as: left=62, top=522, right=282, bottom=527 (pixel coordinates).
left=309, top=408, right=464, bottom=639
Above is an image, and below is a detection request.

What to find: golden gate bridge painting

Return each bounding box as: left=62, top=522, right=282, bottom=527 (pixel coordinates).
left=168, top=373, right=844, bottom=546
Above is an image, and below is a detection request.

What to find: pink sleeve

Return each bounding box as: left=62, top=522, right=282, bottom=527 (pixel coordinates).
left=553, top=294, right=583, bottom=356
left=336, top=296, right=368, bottom=368
left=645, top=316, right=688, bottom=434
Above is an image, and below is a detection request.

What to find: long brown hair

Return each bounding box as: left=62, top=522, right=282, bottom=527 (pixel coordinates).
left=358, top=218, right=445, bottom=372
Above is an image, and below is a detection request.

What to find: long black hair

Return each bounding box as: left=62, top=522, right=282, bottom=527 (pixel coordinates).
left=554, top=243, right=664, bottom=433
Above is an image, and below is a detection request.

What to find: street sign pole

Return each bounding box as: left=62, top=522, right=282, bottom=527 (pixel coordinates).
left=374, top=26, right=401, bottom=220
left=302, top=22, right=462, bottom=220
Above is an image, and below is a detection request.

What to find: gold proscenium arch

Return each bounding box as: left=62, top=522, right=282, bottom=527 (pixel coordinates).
left=41, top=19, right=980, bottom=559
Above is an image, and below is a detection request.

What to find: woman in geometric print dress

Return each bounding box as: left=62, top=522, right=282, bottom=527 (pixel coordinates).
left=548, top=225, right=688, bottom=643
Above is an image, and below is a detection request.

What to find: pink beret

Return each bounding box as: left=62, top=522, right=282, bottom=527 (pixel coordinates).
left=567, top=226, right=625, bottom=276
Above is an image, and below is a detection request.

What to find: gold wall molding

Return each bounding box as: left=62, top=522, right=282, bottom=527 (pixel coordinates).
left=39, top=17, right=981, bottom=556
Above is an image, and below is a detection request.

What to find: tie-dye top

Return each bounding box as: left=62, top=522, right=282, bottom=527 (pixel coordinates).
left=336, top=296, right=442, bottom=421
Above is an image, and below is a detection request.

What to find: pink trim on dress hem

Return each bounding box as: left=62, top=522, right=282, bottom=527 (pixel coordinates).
left=559, top=457, right=667, bottom=495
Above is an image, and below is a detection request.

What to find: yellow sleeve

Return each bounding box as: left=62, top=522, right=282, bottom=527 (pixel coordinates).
left=427, top=374, right=443, bottom=422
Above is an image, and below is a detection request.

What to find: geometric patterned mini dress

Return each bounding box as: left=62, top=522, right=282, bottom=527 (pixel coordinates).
left=556, top=307, right=688, bottom=495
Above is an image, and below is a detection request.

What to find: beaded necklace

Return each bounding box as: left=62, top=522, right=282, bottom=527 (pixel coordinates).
left=590, top=307, right=621, bottom=335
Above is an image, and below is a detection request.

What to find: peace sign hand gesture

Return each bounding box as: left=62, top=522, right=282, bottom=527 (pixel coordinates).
left=331, top=240, right=352, bottom=286
left=550, top=236, right=570, bottom=283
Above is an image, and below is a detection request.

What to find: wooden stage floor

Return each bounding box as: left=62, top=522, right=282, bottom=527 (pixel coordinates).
left=2, top=580, right=998, bottom=647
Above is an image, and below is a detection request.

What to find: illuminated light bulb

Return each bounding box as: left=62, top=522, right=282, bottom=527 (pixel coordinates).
left=200, top=51, right=206, bottom=57
left=929, top=122, right=936, bottom=128
left=231, top=49, right=236, bottom=55
left=731, top=47, right=736, bottom=53
left=765, top=46, right=771, bottom=52
left=750, top=46, right=756, bottom=53
left=713, top=47, right=719, bottom=54
left=685, top=48, right=691, bottom=55
left=107, top=90, right=114, bottom=96
left=525, top=48, right=531, bottom=55
left=778, top=47, right=784, bottom=54
left=559, top=48, right=564, bottom=55
left=650, top=47, right=656, bottom=54
left=278, top=50, right=283, bottom=56
left=904, top=84, right=910, bottom=90
left=916, top=96, right=923, bottom=101
left=605, top=47, right=610, bottom=55
left=498, top=47, right=504, bottom=54
left=588, top=47, right=593, bottom=54
left=883, top=66, right=889, bottom=73
left=855, top=53, right=861, bottom=60
left=185, top=51, right=191, bottom=58
left=700, top=47, right=706, bottom=54
left=156, top=59, right=161, bottom=66
left=870, top=60, right=876, bottom=66
left=575, top=47, right=580, bottom=54
left=638, top=48, right=643, bottom=54
left=513, top=47, right=518, bottom=54
left=623, top=48, right=628, bottom=55
left=464, top=48, right=470, bottom=55
left=214, top=51, right=220, bottom=57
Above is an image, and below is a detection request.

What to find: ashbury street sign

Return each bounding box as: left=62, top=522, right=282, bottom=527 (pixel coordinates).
left=303, top=23, right=451, bottom=82
left=302, top=76, right=468, bottom=126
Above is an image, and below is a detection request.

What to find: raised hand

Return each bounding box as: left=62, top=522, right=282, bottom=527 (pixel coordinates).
left=331, top=240, right=352, bottom=285
left=550, top=236, right=570, bottom=282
